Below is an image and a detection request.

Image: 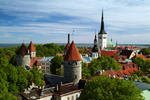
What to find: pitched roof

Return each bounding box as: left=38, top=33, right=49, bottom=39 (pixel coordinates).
left=64, top=41, right=82, bottom=61
left=28, top=41, right=36, bottom=52
left=30, top=57, right=43, bottom=67
left=56, top=53, right=63, bottom=57
left=54, top=83, right=80, bottom=96
left=64, top=43, right=70, bottom=51
left=135, top=55, right=150, bottom=60
left=17, top=43, right=28, bottom=56
left=101, top=50, right=118, bottom=59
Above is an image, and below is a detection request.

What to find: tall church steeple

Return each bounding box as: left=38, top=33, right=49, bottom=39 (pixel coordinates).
left=99, top=9, right=107, bottom=34
left=98, top=9, right=107, bottom=50
left=91, top=32, right=99, bottom=58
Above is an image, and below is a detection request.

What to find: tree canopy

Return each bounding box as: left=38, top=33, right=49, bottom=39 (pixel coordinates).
left=88, top=56, right=121, bottom=76
left=133, top=57, right=150, bottom=73
left=79, top=75, right=144, bottom=100
left=50, top=56, right=63, bottom=75
left=140, top=48, right=150, bottom=55
left=0, top=54, right=44, bottom=99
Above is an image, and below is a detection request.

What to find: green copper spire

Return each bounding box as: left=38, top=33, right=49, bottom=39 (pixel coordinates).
left=99, top=9, right=107, bottom=34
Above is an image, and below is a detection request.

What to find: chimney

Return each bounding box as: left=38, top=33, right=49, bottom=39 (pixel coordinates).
left=68, top=33, right=70, bottom=44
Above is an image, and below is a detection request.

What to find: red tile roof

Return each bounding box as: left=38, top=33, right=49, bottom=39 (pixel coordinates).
left=100, top=50, right=119, bottom=60
left=115, top=46, right=138, bottom=50
left=135, top=55, right=150, bottom=60
left=64, top=41, right=82, bottom=61
left=64, top=43, right=70, bottom=51
left=86, top=66, right=139, bottom=80
left=101, top=50, right=117, bottom=57
left=30, top=57, right=43, bottom=67
left=56, top=53, right=63, bottom=57
left=17, top=43, right=28, bottom=56
left=28, top=41, right=36, bottom=52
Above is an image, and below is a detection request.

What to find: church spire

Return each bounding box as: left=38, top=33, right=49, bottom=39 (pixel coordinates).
left=99, top=9, right=107, bottom=34
left=94, top=32, right=97, bottom=45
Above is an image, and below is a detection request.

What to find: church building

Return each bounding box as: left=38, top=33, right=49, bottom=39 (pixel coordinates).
left=98, top=10, right=107, bottom=50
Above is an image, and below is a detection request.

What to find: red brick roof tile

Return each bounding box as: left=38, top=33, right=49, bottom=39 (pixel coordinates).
left=65, top=43, right=70, bottom=51
left=135, top=55, right=150, bottom=60
left=101, top=50, right=117, bottom=56
left=28, top=41, right=36, bottom=52
left=64, top=41, right=82, bottom=61
left=17, top=43, right=28, bottom=56
left=30, top=57, right=43, bottom=67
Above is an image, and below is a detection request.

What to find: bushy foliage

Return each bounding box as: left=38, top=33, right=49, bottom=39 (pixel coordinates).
left=133, top=57, right=150, bottom=73
left=79, top=75, right=144, bottom=100
left=88, top=56, right=121, bottom=76
left=36, top=43, right=64, bottom=57
left=82, top=62, right=91, bottom=79
left=50, top=56, right=63, bottom=75
left=140, top=48, right=150, bottom=55
left=0, top=54, right=44, bottom=99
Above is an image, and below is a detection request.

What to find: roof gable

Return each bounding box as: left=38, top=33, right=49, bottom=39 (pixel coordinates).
left=28, top=41, right=36, bottom=52
left=64, top=41, right=82, bottom=61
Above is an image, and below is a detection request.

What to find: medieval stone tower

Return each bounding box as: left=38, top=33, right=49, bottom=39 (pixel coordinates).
left=98, top=10, right=107, bottom=50
left=16, top=43, right=30, bottom=67
left=64, top=41, right=82, bottom=84
left=17, top=41, right=36, bottom=68
left=91, top=33, right=99, bottom=58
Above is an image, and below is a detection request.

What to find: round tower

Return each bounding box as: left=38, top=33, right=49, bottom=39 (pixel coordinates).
left=64, top=41, right=82, bottom=84
left=17, top=43, right=30, bottom=68
left=98, top=10, right=107, bottom=50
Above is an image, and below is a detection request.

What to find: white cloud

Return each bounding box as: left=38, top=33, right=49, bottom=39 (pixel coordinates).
left=0, top=0, right=150, bottom=43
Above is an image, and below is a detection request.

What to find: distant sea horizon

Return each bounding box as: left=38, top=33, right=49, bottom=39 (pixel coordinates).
left=0, top=43, right=150, bottom=48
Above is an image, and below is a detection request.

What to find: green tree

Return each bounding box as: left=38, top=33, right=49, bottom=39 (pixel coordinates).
left=82, top=62, right=91, bottom=79
left=16, top=66, right=31, bottom=91
left=79, top=75, right=144, bottom=100
left=30, top=66, right=44, bottom=86
left=50, top=56, right=63, bottom=75
left=0, top=68, right=17, bottom=100
left=140, top=48, right=150, bottom=55
left=0, top=54, right=9, bottom=68
left=133, top=57, right=150, bottom=73
left=89, top=56, right=121, bottom=76
left=6, top=64, right=18, bottom=94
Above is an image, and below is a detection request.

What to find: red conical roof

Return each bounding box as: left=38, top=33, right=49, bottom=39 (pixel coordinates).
left=28, top=41, right=36, bottom=52
left=65, top=43, right=71, bottom=51
left=64, top=41, right=82, bottom=61
left=17, top=43, right=27, bottom=56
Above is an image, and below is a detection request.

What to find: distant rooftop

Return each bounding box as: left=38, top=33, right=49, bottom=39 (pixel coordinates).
left=38, top=57, right=54, bottom=62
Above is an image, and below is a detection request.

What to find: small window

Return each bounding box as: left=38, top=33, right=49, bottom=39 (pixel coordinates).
left=67, top=97, right=70, bottom=100
left=72, top=96, right=74, bottom=100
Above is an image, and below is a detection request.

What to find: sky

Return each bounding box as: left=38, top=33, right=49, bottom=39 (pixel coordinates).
left=0, top=0, right=150, bottom=44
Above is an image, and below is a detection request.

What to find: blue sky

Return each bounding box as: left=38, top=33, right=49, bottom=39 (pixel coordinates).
left=0, top=0, right=150, bottom=44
